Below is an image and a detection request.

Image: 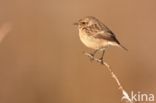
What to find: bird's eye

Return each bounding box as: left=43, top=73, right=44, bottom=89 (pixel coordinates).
left=81, top=22, right=86, bottom=25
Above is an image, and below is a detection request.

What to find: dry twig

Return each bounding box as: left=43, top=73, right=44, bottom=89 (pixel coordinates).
left=84, top=52, right=133, bottom=103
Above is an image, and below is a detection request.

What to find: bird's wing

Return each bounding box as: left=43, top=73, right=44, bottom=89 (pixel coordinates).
left=93, top=24, right=120, bottom=45
left=84, top=23, right=120, bottom=45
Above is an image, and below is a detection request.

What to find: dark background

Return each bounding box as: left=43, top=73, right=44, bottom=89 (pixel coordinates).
left=0, top=0, right=156, bottom=103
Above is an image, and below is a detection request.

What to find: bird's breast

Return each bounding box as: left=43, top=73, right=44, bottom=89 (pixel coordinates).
left=79, top=30, right=108, bottom=49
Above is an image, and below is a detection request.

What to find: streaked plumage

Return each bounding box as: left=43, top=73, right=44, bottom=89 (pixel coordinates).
left=75, top=16, right=127, bottom=51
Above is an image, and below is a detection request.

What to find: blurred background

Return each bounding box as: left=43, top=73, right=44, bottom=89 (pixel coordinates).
left=0, top=0, right=156, bottom=103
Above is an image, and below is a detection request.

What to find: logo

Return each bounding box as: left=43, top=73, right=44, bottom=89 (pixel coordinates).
left=130, top=91, right=155, bottom=102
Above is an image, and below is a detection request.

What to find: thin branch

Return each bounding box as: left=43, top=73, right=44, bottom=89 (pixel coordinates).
left=84, top=52, right=133, bottom=103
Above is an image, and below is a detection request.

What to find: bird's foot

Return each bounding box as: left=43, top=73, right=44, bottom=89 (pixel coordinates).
left=83, top=52, right=94, bottom=61
left=99, top=57, right=104, bottom=64
left=84, top=52, right=110, bottom=68
left=89, top=53, right=95, bottom=62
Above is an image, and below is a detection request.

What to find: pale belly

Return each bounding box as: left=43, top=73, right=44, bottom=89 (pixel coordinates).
left=79, top=32, right=109, bottom=50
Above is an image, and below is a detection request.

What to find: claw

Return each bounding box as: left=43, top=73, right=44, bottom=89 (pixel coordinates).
left=89, top=53, right=94, bottom=62
left=100, top=59, right=104, bottom=64
left=98, top=57, right=103, bottom=64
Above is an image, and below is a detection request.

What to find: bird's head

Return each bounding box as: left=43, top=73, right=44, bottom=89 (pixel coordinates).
left=74, top=16, right=100, bottom=29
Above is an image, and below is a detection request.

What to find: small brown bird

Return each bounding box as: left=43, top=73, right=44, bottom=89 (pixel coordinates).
left=74, top=16, right=127, bottom=63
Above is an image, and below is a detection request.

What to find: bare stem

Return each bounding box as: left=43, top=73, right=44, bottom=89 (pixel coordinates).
left=84, top=52, right=133, bottom=103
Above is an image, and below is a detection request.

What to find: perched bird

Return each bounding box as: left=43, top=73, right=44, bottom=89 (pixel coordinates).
left=74, top=16, right=127, bottom=63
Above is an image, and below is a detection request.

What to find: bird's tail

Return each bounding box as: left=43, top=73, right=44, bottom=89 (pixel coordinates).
left=118, top=44, right=128, bottom=51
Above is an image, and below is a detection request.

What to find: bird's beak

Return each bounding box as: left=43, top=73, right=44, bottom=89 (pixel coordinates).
left=73, top=22, right=79, bottom=26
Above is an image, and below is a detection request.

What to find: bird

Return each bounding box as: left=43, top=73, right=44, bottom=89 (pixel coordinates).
left=74, top=16, right=127, bottom=63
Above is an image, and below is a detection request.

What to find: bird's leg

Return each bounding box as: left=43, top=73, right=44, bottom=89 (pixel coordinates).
left=99, top=49, right=105, bottom=64
left=91, top=49, right=98, bottom=57
left=89, top=49, right=98, bottom=60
